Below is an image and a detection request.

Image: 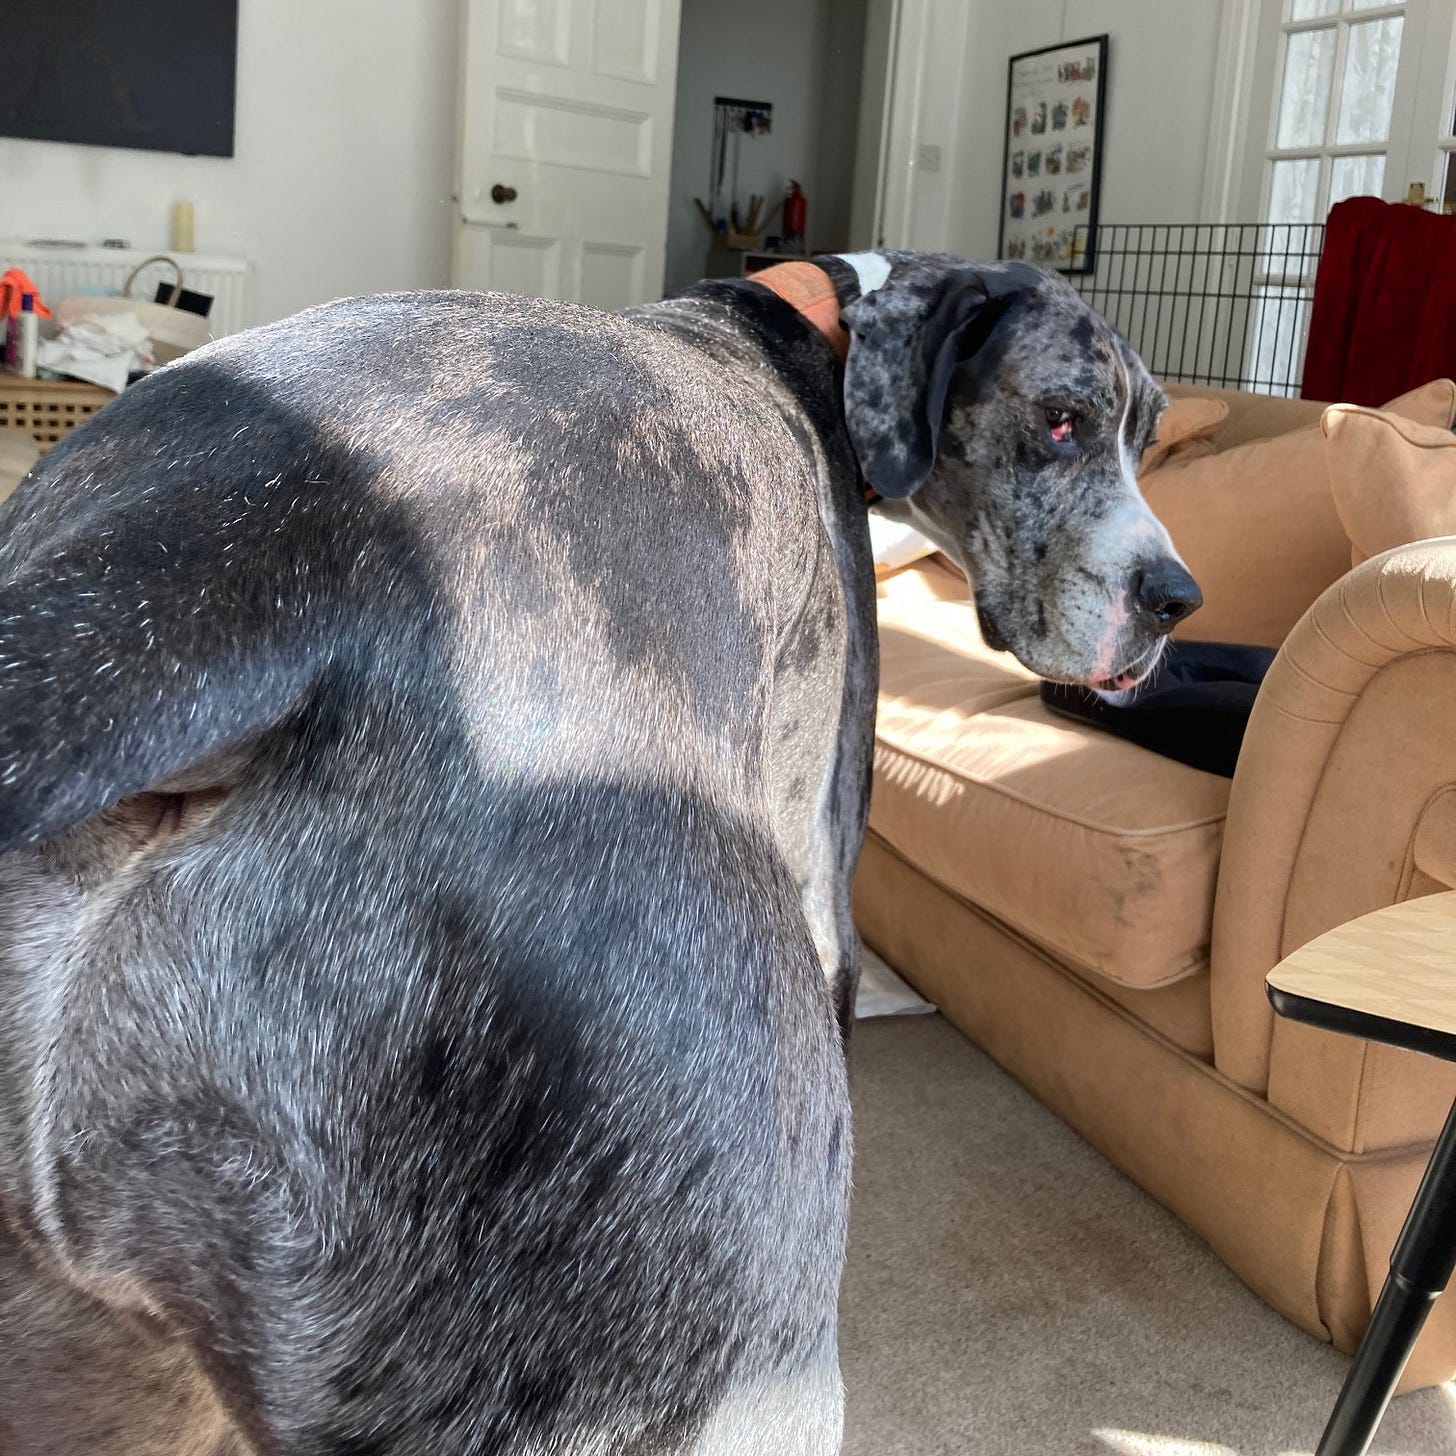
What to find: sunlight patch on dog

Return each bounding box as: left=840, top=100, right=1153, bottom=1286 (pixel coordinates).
left=442, top=516, right=770, bottom=797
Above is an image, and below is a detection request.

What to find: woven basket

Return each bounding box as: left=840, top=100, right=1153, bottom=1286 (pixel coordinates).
left=0, top=376, right=112, bottom=452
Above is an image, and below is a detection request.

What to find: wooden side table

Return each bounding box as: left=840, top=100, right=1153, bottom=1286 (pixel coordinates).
left=1267, top=890, right=1456, bottom=1455
left=0, top=372, right=113, bottom=453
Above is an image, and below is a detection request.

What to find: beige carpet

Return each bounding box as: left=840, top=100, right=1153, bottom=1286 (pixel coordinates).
left=840, top=1014, right=1456, bottom=1456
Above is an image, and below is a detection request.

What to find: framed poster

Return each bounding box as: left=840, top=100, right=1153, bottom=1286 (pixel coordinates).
left=999, top=34, right=1108, bottom=274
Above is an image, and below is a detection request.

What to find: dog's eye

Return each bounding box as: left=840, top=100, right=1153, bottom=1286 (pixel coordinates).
left=1045, top=408, right=1077, bottom=445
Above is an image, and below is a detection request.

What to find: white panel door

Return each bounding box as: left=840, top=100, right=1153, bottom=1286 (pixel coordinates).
left=453, top=0, right=683, bottom=309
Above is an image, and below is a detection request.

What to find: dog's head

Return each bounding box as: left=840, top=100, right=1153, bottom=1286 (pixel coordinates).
left=828, top=250, right=1200, bottom=689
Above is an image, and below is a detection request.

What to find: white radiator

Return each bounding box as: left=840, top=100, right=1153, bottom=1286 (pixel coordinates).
left=0, top=241, right=252, bottom=338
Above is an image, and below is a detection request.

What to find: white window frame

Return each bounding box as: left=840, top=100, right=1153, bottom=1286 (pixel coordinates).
left=1197, top=0, right=1456, bottom=393
left=1204, top=0, right=1456, bottom=224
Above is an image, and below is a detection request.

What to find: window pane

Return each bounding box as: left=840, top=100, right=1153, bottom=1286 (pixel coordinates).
left=1277, top=28, right=1338, bottom=146
left=1336, top=16, right=1404, bottom=144
left=1287, top=0, right=1338, bottom=17
left=1350, top=0, right=1402, bottom=10
left=1268, top=157, right=1322, bottom=223
left=1247, top=286, right=1310, bottom=397
left=1329, top=152, right=1386, bottom=203
left=1259, top=221, right=1323, bottom=277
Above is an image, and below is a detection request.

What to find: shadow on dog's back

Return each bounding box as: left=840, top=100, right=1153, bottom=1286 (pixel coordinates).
left=0, top=293, right=849, bottom=1453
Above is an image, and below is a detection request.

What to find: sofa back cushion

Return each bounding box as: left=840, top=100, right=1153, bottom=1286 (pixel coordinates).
left=1141, top=423, right=1354, bottom=647
left=1141, top=380, right=1456, bottom=647
left=1163, top=382, right=1327, bottom=451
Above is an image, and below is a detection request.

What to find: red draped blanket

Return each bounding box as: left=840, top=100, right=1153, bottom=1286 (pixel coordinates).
left=1301, top=196, right=1456, bottom=405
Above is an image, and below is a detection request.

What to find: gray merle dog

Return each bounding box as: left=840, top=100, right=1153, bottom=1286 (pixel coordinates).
left=0, top=250, right=1197, bottom=1454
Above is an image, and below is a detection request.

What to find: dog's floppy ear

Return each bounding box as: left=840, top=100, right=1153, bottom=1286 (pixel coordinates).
left=839, top=262, right=1041, bottom=498
left=0, top=555, right=322, bottom=854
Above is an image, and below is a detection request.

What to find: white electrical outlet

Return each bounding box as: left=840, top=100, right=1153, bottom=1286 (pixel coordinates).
left=917, top=144, right=942, bottom=173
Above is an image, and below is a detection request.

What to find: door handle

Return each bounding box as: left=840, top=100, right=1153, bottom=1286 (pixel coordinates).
left=491, top=184, right=518, bottom=205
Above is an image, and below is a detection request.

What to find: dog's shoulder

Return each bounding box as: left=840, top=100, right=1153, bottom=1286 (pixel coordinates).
left=629, top=279, right=843, bottom=409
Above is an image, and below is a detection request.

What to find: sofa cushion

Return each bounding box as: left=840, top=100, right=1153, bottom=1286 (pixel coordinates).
left=1143, top=381, right=1456, bottom=647
left=872, top=563, right=1230, bottom=990
left=874, top=557, right=1041, bottom=713
left=1323, top=405, right=1456, bottom=564
left=1158, top=380, right=1455, bottom=449
left=0, top=428, right=38, bottom=504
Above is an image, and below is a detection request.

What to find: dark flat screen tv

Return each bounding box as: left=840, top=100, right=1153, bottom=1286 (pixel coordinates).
left=0, top=0, right=238, bottom=158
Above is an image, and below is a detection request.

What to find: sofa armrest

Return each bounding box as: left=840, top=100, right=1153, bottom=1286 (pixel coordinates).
left=1211, top=540, right=1456, bottom=1151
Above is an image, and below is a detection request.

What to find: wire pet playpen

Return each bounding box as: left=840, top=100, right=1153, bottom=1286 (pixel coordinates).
left=1067, top=221, right=1327, bottom=397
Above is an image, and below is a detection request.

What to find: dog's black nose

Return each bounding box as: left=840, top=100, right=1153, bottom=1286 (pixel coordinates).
left=1133, top=560, right=1203, bottom=634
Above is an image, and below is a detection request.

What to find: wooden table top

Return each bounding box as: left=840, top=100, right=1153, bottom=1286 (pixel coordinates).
left=1267, top=891, right=1456, bottom=1058
left=0, top=371, right=111, bottom=400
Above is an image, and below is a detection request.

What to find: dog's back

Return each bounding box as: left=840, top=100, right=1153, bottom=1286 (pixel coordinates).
left=0, top=292, right=852, bottom=1453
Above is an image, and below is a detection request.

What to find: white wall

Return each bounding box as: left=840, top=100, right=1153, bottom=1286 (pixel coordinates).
left=815, top=0, right=870, bottom=256
left=664, top=0, right=867, bottom=295
left=848, top=0, right=895, bottom=248
left=0, top=0, right=1223, bottom=321
left=886, top=0, right=1225, bottom=259
left=0, top=0, right=459, bottom=326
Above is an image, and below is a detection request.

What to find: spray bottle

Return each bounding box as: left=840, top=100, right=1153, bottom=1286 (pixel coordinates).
left=12, top=294, right=39, bottom=378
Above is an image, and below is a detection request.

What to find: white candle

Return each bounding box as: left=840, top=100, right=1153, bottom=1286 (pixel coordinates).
left=170, top=201, right=195, bottom=254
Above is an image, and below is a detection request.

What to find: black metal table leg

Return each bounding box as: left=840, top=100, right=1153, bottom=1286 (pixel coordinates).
left=1317, top=1094, right=1456, bottom=1455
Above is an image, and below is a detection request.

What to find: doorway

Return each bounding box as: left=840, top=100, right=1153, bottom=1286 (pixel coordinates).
left=451, top=0, right=896, bottom=307
left=662, top=0, right=894, bottom=294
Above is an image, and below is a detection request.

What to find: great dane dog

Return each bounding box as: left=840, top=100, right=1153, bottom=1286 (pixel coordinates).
left=0, top=250, right=1198, bottom=1454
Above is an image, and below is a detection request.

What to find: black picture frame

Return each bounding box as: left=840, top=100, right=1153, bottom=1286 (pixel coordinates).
left=998, top=34, right=1108, bottom=274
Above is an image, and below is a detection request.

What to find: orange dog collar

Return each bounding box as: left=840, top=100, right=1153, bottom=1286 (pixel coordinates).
left=748, top=261, right=881, bottom=501
left=749, top=261, right=849, bottom=362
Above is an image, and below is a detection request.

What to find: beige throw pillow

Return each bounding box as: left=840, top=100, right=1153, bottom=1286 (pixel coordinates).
left=1324, top=406, right=1456, bottom=565
left=1379, top=378, right=1456, bottom=432
left=1139, top=396, right=1228, bottom=475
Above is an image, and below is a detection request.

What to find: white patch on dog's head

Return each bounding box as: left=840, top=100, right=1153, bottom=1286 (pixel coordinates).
left=835, top=252, right=892, bottom=297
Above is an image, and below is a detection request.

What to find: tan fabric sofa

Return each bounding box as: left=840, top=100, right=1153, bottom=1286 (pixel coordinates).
left=853, top=381, right=1456, bottom=1391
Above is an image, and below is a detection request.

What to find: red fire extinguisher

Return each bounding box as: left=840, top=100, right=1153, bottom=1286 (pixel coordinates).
left=784, top=180, right=807, bottom=247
